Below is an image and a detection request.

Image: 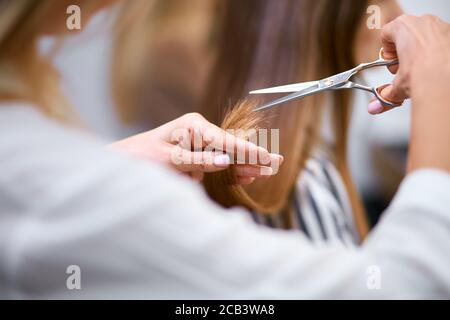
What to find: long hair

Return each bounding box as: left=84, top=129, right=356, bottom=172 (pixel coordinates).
left=0, top=0, right=69, bottom=120
left=202, top=0, right=369, bottom=238
left=112, top=0, right=215, bottom=128
left=0, top=0, right=115, bottom=122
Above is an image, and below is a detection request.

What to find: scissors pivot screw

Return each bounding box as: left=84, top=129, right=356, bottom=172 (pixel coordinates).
left=324, top=78, right=334, bottom=86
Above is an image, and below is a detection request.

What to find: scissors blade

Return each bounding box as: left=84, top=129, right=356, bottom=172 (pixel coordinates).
left=249, top=81, right=319, bottom=94
left=253, top=83, right=323, bottom=112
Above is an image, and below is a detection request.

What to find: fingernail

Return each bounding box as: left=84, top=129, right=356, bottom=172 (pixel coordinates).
left=270, top=153, right=284, bottom=164
left=214, top=154, right=230, bottom=167
left=260, top=166, right=274, bottom=176
left=258, top=147, right=271, bottom=165
left=368, top=100, right=383, bottom=114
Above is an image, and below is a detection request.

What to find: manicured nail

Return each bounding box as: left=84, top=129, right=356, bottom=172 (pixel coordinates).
left=214, top=154, right=230, bottom=167
left=270, top=153, right=284, bottom=164
left=258, top=147, right=271, bottom=165
left=260, top=166, right=274, bottom=176
left=368, top=100, right=383, bottom=114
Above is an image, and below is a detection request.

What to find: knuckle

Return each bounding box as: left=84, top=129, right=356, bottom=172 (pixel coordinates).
left=397, top=14, right=410, bottom=23
left=385, top=15, right=409, bottom=34
left=421, top=14, right=441, bottom=25
left=185, top=112, right=205, bottom=121
left=397, top=14, right=418, bottom=27
left=395, top=71, right=407, bottom=84
left=199, top=162, right=208, bottom=171
left=421, top=14, right=435, bottom=21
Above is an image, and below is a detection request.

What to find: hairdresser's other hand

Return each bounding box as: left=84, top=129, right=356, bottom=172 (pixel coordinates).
left=368, top=14, right=450, bottom=115
left=109, top=113, right=283, bottom=184
left=370, top=14, right=450, bottom=173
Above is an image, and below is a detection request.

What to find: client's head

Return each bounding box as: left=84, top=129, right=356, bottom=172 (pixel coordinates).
left=201, top=0, right=403, bottom=236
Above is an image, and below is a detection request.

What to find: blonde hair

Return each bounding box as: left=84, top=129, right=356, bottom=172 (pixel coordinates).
left=0, top=0, right=116, bottom=122
left=0, top=1, right=69, bottom=120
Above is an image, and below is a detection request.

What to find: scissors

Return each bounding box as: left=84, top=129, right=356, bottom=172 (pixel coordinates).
left=250, top=48, right=400, bottom=112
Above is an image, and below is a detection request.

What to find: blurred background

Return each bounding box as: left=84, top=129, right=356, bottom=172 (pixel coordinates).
left=53, top=0, right=450, bottom=227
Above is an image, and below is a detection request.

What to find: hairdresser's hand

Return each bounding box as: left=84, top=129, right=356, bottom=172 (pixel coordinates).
left=371, top=14, right=450, bottom=173
left=109, top=113, right=283, bottom=184
left=368, top=14, right=450, bottom=114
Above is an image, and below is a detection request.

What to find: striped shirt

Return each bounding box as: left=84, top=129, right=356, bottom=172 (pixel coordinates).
left=249, top=154, right=360, bottom=247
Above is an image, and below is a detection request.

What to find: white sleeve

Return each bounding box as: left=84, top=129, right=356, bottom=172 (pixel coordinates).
left=1, top=105, right=450, bottom=299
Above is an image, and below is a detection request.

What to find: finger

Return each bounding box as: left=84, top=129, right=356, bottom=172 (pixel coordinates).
left=379, top=83, right=407, bottom=105
left=190, top=171, right=204, bottom=182
left=200, top=122, right=276, bottom=166
left=236, top=176, right=256, bottom=185
left=174, top=114, right=283, bottom=166
left=381, top=15, right=423, bottom=75
left=234, top=165, right=275, bottom=177
left=387, top=64, right=399, bottom=75
left=381, top=18, right=402, bottom=75
left=381, top=19, right=401, bottom=58
left=368, top=98, right=393, bottom=115
left=381, top=46, right=398, bottom=75
left=171, top=148, right=232, bottom=173
left=368, top=82, right=408, bottom=115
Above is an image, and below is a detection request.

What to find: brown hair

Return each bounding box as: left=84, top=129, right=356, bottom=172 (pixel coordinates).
left=202, top=0, right=369, bottom=238
left=112, top=0, right=216, bottom=127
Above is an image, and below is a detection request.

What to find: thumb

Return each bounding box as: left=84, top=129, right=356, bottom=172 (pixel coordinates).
left=379, top=83, right=407, bottom=105
left=368, top=84, right=406, bottom=115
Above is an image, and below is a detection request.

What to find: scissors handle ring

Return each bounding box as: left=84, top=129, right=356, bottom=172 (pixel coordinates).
left=374, top=85, right=403, bottom=108
left=355, top=48, right=398, bottom=72
left=379, top=47, right=398, bottom=65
